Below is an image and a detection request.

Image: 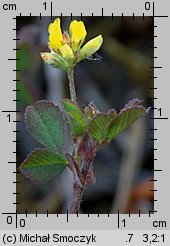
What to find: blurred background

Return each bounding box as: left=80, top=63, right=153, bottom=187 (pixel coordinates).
left=16, top=16, right=154, bottom=214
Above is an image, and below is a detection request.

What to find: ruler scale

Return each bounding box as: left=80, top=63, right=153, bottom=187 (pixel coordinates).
left=0, top=0, right=169, bottom=245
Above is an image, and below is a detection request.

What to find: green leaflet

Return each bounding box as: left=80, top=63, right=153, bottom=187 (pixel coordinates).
left=88, top=99, right=149, bottom=144
left=20, top=148, right=68, bottom=183
left=108, top=99, right=149, bottom=142
left=25, top=100, right=64, bottom=151
left=88, top=110, right=117, bottom=144
left=63, top=99, right=85, bottom=137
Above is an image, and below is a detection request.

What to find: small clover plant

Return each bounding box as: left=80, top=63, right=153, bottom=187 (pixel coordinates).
left=20, top=18, right=149, bottom=213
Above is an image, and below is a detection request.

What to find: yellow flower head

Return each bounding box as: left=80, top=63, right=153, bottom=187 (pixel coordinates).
left=41, top=18, right=103, bottom=71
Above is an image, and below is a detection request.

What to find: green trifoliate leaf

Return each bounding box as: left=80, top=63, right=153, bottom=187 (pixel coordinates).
left=107, top=99, right=149, bottom=142
left=20, top=148, right=68, bottom=183
left=63, top=99, right=86, bottom=137
left=25, top=100, right=64, bottom=151
left=88, top=109, right=117, bottom=144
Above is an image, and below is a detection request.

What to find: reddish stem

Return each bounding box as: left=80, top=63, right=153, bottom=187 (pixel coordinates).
left=67, top=135, right=96, bottom=214
left=69, top=181, right=84, bottom=214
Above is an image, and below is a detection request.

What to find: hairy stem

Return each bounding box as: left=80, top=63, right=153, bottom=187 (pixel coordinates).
left=68, top=134, right=96, bottom=213
left=69, top=161, right=95, bottom=214
left=69, top=181, right=84, bottom=214
left=67, top=69, right=77, bottom=103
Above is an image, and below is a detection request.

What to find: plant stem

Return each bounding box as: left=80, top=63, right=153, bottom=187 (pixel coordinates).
left=69, top=181, right=84, bottom=214
left=68, top=134, right=96, bottom=213
left=67, top=69, right=77, bottom=103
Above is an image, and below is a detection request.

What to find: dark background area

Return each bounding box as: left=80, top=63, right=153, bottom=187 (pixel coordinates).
left=16, top=16, right=154, bottom=214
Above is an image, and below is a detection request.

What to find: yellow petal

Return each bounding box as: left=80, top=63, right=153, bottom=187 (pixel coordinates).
left=59, top=44, right=74, bottom=59
left=78, top=35, right=103, bottom=62
left=48, top=18, right=63, bottom=52
left=48, top=18, right=62, bottom=35
left=69, top=20, right=87, bottom=52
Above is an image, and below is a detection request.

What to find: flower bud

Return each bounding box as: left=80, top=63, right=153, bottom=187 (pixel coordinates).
left=78, top=35, right=103, bottom=62
left=40, top=52, right=68, bottom=70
